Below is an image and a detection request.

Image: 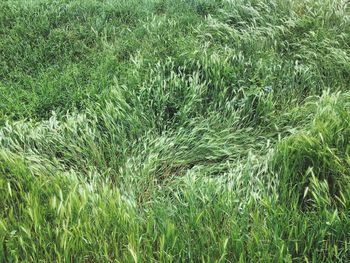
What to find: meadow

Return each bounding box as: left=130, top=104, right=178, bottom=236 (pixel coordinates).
left=1, top=0, right=350, bottom=262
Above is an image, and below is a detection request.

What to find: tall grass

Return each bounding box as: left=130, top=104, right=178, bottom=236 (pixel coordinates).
left=1, top=0, right=350, bottom=261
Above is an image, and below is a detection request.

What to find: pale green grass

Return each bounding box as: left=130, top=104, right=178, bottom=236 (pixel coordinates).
left=1, top=0, right=350, bottom=262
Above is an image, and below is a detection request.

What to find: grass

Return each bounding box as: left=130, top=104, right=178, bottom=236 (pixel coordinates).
left=1, top=0, right=350, bottom=261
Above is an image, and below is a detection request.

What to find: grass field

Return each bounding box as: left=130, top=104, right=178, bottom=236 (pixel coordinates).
left=1, top=0, right=350, bottom=262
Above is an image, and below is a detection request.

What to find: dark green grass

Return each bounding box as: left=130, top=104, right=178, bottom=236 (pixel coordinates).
left=1, top=0, right=350, bottom=262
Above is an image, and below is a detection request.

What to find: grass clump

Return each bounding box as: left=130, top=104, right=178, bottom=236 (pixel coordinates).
left=274, top=93, right=350, bottom=209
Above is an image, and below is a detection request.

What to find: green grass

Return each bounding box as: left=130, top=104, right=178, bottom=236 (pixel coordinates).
left=1, top=0, right=350, bottom=261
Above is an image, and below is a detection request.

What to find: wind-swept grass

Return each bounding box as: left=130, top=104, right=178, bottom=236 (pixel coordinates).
left=1, top=0, right=350, bottom=262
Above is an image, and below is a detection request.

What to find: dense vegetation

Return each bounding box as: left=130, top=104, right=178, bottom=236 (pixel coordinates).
left=1, top=0, right=350, bottom=261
